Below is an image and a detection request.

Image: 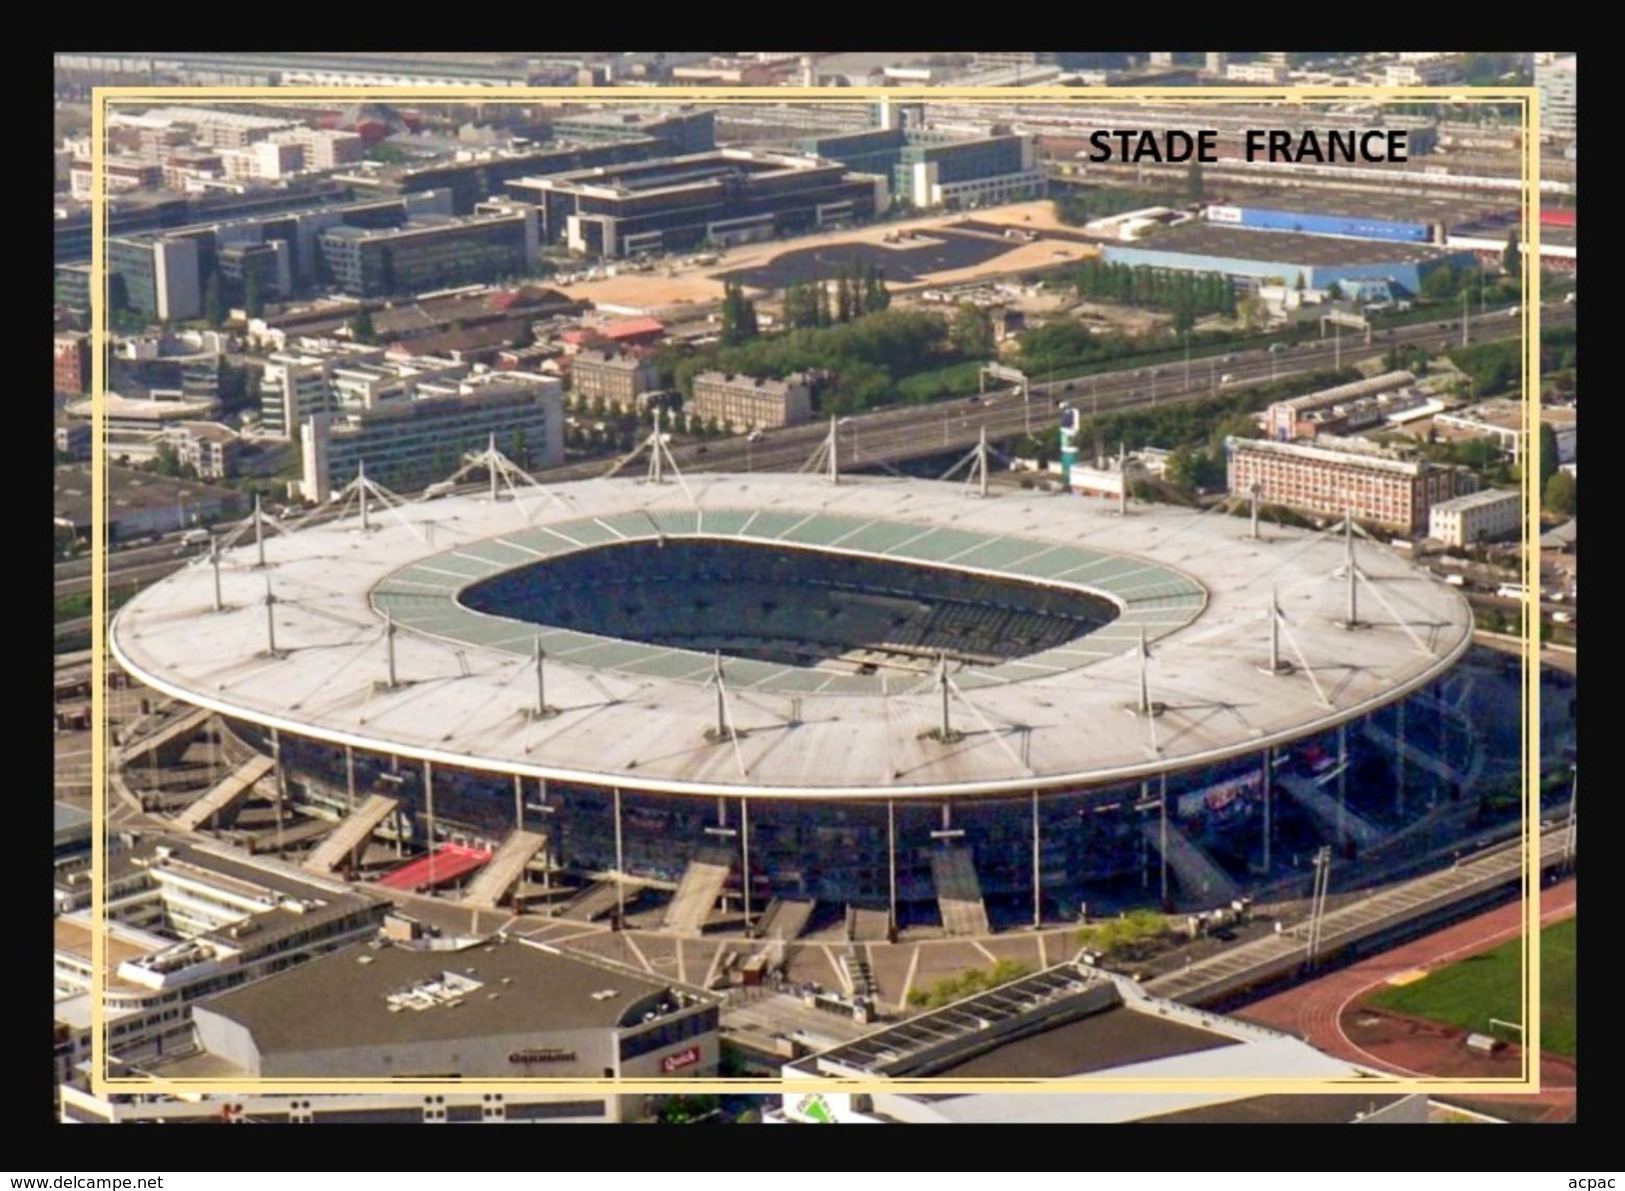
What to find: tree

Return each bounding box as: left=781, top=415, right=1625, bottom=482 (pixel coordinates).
left=862, top=264, right=884, bottom=314
left=949, top=303, right=995, bottom=359
left=720, top=280, right=758, bottom=346
left=1420, top=264, right=1458, bottom=301
left=835, top=273, right=853, bottom=324
left=1543, top=470, right=1576, bottom=516
left=350, top=307, right=376, bottom=344
left=1326, top=281, right=1344, bottom=301
left=1538, top=422, right=1560, bottom=487
left=203, top=272, right=224, bottom=328
left=1502, top=230, right=1520, bottom=276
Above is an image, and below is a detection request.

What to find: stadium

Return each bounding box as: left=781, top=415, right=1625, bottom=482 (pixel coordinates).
left=109, top=463, right=1476, bottom=937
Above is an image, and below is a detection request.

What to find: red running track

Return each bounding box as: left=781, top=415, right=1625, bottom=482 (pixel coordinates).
left=1236, top=878, right=1576, bottom=1122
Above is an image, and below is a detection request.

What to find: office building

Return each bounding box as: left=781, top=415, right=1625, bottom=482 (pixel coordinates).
left=1385, top=58, right=1463, bottom=86
left=53, top=834, right=389, bottom=1066
left=108, top=235, right=202, bottom=322
left=1227, top=62, right=1290, bottom=84
left=164, top=422, right=243, bottom=480
left=1266, top=372, right=1418, bottom=440
left=689, top=371, right=812, bottom=433
left=798, top=128, right=1042, bottom=211
left=772, top=962, right=1427, bottom=1124
left=189, top=934, right=720, bottom=1080
left=1428, top=488, right=1522, bottom=547
left=59, top=936, right=720, bottom=1124
left=318, top=208, right=539, bottom=298
left=505, top=149, right=886, bottom=259
left=1226, top=435, right=1460, bottom=534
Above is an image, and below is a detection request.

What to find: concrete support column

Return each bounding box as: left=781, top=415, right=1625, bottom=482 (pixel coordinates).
left=741, top=797, right=752, bottom=931
left=1263, top=748, right=1273, bottom=874
left=270, top=727, right=285, bottom=858
left=887, top=799, right=898, bottom=937
left=1031, top=789, right=1041, bottom=930
left=613, top=786, right=625, bottom=928
left=1396, top=699, right=1406, bottom=818
left=424, top=759, right=436, bottom=892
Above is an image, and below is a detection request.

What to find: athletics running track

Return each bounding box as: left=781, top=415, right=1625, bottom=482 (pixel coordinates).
left=1235, top=878, right=1576, bottom=1122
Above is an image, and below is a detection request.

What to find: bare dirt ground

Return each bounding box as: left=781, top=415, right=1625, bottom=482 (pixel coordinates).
left=555, top=200, right=1097, bottom=314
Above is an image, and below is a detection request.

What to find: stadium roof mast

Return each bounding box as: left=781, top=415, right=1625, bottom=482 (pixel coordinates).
left=604, top=407, right=696, bottom=504
left=209, top=533, right=223, bottom=612
left=527, top=636, right=558, bottom=721
left=939, top=426, right=992, bottom=498
left=261, top=573, right=280, bottom=659
left=382, top=610, right=398, bottom=690
left=1343, top=507, right=1359, bottom=628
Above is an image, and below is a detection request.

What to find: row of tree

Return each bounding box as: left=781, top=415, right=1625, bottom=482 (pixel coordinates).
left=671, top=307, right=961, bottom=415
left=1073, top=260, right=1239, bottom=328
left=779, top=262, right=892, bottom=330
left=719, top=279, right=759, bottom=346
left=1052, top=185, right=1182, bottom=227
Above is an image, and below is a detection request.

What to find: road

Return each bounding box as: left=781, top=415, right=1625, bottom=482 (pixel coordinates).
left=58, top=302, right=1567, bottom=600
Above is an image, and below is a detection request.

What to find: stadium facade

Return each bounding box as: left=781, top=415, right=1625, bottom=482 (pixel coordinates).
left=111, top=473, right=1474, bottom=932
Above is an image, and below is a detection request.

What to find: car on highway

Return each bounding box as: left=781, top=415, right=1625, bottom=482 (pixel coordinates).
left=1219, top=374, right=1235, bottom=385
left=747, top=430, right=765, bottom=443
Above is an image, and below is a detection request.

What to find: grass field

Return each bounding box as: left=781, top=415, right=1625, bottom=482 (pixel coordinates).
left=1366, top=917, right=1576, bottom=1059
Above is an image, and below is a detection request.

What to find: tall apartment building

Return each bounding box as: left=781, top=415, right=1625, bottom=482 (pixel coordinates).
left=1226, top=435, right=1459, bottom=534
left=118, top=106, right=301, bottom=150
left=1428, top=488, right=1522, bottom=547
left=268, top=126, right=366, bottom=170
left=54, top=332, right=90, bottom=396
left=220, top=140, right=304, bottom=181
left=1537, top=55, right=1577, bottom=139
left=689, top=371, right=812, bottom=433
left=570, top=348, right=659, bottom=406
left=259, top=343, right=472, bottom=439
left=298, top=376, right=564, bottom=502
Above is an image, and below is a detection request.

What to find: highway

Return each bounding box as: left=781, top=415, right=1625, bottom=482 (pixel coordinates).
left=58, top=302, right=1567, bottom=600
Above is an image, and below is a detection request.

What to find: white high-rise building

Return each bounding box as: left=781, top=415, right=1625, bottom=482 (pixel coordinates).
left=1537, top=55, right=1577, bottom=140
